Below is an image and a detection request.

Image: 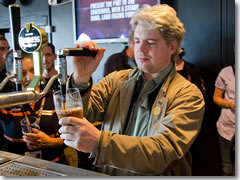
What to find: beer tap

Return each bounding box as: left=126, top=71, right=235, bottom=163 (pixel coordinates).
left=0, top=5, right=21, bottom=91
left=18, top=22, right=48, bottom=91
left=0, top=6, right=58, bottom=108
left=0, top=4, right=98, bottom=109
left=0, top=74, right=60, bottom=108
left=56, top=48, right=98, bottom=96
left=0, top=74, right=16, bottom=91
left=0, top=47, right=98, bottom=108
left=9, top=4, right=22, bottom=91
left=56, top=50, right=67, bottom=100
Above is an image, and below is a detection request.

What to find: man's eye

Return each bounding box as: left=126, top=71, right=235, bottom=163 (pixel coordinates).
left=134, top=39, right=140, bottom=43
left=45, top=53, right=52, bottom=57
left=148, top=40, right=156, bottom=44
left=0, top=47, right=9, bottom=51
left=30, top=68, right=34, bottom=73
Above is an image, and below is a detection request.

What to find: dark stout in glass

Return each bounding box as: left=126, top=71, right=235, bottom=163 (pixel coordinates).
left=57, top=107, right=83, bottom=119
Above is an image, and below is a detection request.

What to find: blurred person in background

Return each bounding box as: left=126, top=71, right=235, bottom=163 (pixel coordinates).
left=213, top=65, right=235, bottom=176
left=104, top=29, right=136, bottom=76
left=0, top=48, right=68, bottom=165
left=173, top=47, right=206, bottom=94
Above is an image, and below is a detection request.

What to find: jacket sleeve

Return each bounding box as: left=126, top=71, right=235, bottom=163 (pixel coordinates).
left=81, top=70, right=130, bottom=123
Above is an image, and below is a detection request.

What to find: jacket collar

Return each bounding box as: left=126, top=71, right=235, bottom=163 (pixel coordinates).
left=117, top=64, right=176, bottom=134
left=128, top=62, right=177, bottom=96
left=117, top=72, right=138, bottom=133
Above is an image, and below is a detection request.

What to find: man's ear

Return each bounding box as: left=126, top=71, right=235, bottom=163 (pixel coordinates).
left=130, top=40, right=135, bottom=48
left=53, top=54, right=57, bottom=61
left=169, top=40, right=178, bottom=55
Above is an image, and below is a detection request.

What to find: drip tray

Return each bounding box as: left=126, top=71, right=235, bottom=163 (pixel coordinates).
left=0, top=157, right=10, bottom=164
left=0, top=161, right=66, bottom=176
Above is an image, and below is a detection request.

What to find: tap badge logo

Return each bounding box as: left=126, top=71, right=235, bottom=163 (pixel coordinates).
left=18, top=24, right=42, bottom=53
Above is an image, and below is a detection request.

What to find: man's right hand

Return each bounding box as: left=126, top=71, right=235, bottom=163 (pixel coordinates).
left=72, top=41, right=106, bottom=84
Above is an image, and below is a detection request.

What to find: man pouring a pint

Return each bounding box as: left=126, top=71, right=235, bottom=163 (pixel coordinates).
left=59, top=4, right=205, bottom=175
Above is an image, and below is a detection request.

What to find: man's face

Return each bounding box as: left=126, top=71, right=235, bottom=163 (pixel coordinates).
left=22, top=57, right=34, bottom=88
left=134, top=22, right=177, bottom=79
left=43, top=46, right=56, bottom=72
left=0, top=39, right=10, bottom=70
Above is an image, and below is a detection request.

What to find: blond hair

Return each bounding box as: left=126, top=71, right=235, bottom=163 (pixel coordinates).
left=128, top=29, right=134, bottom=45
left=130, top=4, right=185, bottom=57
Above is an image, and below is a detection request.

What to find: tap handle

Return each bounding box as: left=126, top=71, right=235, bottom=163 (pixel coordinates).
left=9, top=4, right=21, bottom=52
left=57, top=48, right=98, bottom=57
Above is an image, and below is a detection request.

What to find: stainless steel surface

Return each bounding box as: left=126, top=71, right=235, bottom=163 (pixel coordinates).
left=0, top=90, right=38, bottom=108
left=57, top=49, right=69, bottom=56
left=0, top=157, right=10, bottom=164
left=0, top=74, right=16, bottom=91
left=57, top=55, right=67, bottom=86
left=0, top=151, right=108, bottom=176
left=0, top=161, right=65, bottom=176
left=0, top=74, right=60, bottom=109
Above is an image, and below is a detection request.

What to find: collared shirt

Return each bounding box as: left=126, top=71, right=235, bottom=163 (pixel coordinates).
left=127, top=57, right=137, bottom=69
left=124, top=62, right=174, bottom=136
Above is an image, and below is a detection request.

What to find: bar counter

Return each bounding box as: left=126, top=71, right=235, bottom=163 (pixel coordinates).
left=0, top=150, right=108, bottom=176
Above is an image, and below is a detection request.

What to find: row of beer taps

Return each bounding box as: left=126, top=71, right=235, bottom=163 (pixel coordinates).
left=0, top=4, right=67, bottom=108
left=0, top=4, right=98, bottom=109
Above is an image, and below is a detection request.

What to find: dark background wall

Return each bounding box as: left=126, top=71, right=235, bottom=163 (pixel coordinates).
left=161, top=0, right=235, bottom=175
left=0, top=0, right=235, bottom=176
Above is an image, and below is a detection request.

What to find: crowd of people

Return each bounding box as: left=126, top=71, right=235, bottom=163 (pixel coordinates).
left=0, top=37, right=68, bottom=164
left=0, top=3, right=235, bottom=176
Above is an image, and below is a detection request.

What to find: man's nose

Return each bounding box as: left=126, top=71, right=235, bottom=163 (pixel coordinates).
left=25, top=73, right=31, bottom=81
left=43, top=56, right=48, bottom=63
left=26, top=72, right=34, bottom=81
left=138, top=42, right=147, bottom=53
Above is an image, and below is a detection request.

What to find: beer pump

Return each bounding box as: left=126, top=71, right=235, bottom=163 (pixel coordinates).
left=9, top=4, right=22, bottom=91
left=18, top=22, right=47, bottom=91
left=0, top=19, right=61, bottom=108
left=0, top=4, right=98, bottom=109
left=0, top=4, right=60, bottom=108
left=56, top=47, right=98, bottom=96
left=0, top=47, right=98, bottom=108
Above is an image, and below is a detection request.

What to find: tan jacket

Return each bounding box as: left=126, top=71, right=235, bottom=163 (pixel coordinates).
left=81, top=67, right=205, bottom=175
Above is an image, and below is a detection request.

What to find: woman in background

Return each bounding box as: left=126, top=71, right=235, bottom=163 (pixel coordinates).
left=213, top=65, right=235, bottom=176
left=173, top=48, right=206, bottom=94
